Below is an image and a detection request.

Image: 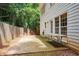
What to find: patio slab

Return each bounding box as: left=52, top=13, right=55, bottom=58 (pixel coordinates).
left=3, top=35, right=48, bottom=55
left=0, top=35, right=78, bottom=56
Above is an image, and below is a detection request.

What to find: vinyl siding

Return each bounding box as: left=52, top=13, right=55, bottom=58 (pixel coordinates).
left=40, top=3, right=79, bottom=42
left=67, top=4, right=79, bottom=41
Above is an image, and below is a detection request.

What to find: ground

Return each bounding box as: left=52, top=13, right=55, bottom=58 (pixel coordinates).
left=0, top=35, right=78, bottom=56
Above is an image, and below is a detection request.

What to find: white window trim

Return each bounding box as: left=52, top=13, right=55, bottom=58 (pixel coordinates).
left=59, top=16, right=61, bottom=35
left=54, top=13, right=67, bottom=35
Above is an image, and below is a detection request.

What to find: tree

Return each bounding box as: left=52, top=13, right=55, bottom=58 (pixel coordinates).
left=8, top=3, right=40, bottom=34
left=0, top=3, right=40, bottom=34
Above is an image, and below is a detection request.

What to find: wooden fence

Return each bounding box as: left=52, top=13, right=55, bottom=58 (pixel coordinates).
left=0, top=22, right=24, bottom=48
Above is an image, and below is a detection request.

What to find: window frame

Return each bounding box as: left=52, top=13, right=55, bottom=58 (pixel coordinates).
left=54, top=12, right=67, bottom=35
left=45, top=22, right=46, bottom=28
left=55, top=16, right=59, bottom=34
left=50, top=20, right=53, bottom=33
left=60, top=13, right=67, bottom=35
left=49, top=3, right=55, bottom=8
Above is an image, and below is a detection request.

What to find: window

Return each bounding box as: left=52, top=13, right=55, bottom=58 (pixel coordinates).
left=45, top=22, right=46, bottom=28
left=55, top=13, right=67, bottom=35
left=50, top=3, right=55, bottom=8
left=55, top=17, right=59, bottom=34
left=61, top=13, right=67, bottom=35
left=50, top=21, right=53, bottom=33
left=50, top=3, right=52, bottom=7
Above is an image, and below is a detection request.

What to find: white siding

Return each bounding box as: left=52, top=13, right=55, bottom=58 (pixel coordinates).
left=67, top=4, right=79, bottom=41
left=40, top=3, right=79, bottom=42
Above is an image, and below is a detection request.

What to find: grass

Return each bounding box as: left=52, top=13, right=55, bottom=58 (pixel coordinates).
left=36, top=35, right=67, bottom=51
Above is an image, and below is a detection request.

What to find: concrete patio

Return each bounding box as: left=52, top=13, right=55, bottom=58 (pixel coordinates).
left=1, top=35, right=47, bottom=55
left=0, top=35, right=78, bottom=56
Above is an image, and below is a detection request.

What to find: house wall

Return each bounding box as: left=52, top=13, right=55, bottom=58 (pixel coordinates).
left=40, top=3, right=79, bottom=43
